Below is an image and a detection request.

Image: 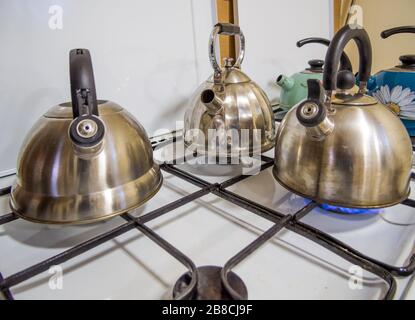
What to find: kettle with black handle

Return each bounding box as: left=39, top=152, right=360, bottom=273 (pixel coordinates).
left=365, top=26, right=415, bottom=137
left=10, top=49, right=163, bottom=224
left=273, top=25, right=412, bottom=209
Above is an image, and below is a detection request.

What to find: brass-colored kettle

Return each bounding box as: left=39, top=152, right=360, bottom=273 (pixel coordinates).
left=10, top=49, right=163, bottom=224
left=273, top=25, right=413, bottom=208
left=183, top=23, right=275, bottom=159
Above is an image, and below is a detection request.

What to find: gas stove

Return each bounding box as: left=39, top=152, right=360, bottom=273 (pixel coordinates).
left=0, top=132, right=415, bottom=300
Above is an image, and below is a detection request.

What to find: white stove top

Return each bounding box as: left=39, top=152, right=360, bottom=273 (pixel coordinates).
left=0, top=140, right=414, bottom=300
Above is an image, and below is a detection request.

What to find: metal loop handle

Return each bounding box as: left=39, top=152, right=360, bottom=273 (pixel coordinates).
left=209, top=23, right=245, bottom=75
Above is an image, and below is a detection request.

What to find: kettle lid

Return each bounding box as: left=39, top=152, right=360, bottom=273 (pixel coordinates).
left=399, top=55, right=415, bottom=69
left=331, top=69, right=377, bottom=106
left=207, top=58, right=251, bottom=84
left=44, top=100, right=123, bottom=118
left=331, top=92, right=378, bottom=106
left=305, top=59, right=324, bottom=73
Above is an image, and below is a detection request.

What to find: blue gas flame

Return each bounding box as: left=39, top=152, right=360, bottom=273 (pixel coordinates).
left=320, top=203, right=380, bottom=215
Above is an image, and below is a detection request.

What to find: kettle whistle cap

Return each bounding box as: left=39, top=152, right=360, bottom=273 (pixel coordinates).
left=296, top=79, right=326, bottom=127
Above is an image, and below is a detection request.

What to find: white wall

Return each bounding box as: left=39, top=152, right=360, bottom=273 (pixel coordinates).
left=0, top=0, right=215, bottom=174
left=0, top=0, right=332, bottom=175
left=237, top=0, right=332, bottom=104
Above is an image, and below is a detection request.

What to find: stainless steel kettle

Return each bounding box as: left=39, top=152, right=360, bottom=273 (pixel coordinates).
left=183, top=23, right=275, bottom=159
left=273, top=25, right=413, bottom=209
left=10, top=49, right=163, bottom=224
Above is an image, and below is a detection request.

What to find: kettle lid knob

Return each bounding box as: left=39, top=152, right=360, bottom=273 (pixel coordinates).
left=307, top=59, right=324, bottom=71
left=224, top=57, right=235, bottom=68
left=336, top=70, right=355, bottom=90
left=399, top=55, right=415, bottom=67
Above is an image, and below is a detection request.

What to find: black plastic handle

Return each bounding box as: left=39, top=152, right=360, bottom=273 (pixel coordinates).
left=323, top=26, right=372, bottom=91
left=297, top=37, right=353, bottom=72
left=215, top=23, right=240, bottom=36
left=70, top=48, right=98, bottom=119
left=381, top=26, right=415, bottom=39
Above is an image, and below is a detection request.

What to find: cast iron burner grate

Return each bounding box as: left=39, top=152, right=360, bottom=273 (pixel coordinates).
left=0, top=127, right=415, bottom=300
left=173, top=266, right=248, bottom=300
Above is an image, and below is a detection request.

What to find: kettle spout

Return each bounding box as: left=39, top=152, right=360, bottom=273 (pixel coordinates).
left=276, top=74, right=294, bottom=91
left=201, top=89, right=223, bottom=115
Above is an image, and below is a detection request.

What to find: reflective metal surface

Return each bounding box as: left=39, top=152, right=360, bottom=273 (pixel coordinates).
left=11, top=100, right=162, bottom=224
left=184, top=24, right=275, bottom=158
left=274, top=25, right=413, bottom=209
left=274, top=99, right=412, bottom=208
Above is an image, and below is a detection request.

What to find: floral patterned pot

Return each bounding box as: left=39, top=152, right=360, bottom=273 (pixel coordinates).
left=367, top=71, right=415, bottom=137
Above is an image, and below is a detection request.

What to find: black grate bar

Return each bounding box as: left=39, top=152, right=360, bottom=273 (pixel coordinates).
left=216, top=185, right=415, bottom=278
left=0, top=273, right=14, bottom=300
left=165, top=165, right=285, bottom=223
left=221, top=214, right=293, bottom=300
left=163, top=157, right=274, bottom=191
left=219, top=160, right=274, bottom=189
left=292, top=219, right=415, bottom=277
left=137, top=186, right=213, bottom=224
left=402, top=198, right=415, bottom=208
left=151, top=136, right=179, bottom=151
left=219, top=202, right=317, bottom=299
left=0, top=221, right=136, bottom=289
left=0, top=186, right=11, bottom=197
left=122, top=213, right=198, bottom=300
left=214, top=188, right=285, bottom=222
left=0, top=212, right=18, bottom=225
left=293, top=201, right=319, bottom=220
left=287, top=221, right=396, bottom=299
left=260, top=155, right=274, bottom=162
left=162, top=164, right=211, bottom=188
left=0, top=187, right=211, bottom=290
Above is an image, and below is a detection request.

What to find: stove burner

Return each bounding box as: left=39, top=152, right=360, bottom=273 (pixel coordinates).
left=172, top=266, right=248, bottom=300
left=320, top=203, right=380, bottom=215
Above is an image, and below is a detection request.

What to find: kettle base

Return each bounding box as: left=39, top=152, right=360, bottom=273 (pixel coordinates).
left=272, top=166, right=410, bottom=210
left=10, top=165, right=163, bottom=225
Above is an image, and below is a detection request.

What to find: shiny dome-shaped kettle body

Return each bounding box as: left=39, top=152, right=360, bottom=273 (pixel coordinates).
left=366, top=26, right=415, bottom=137
left=276, top=37, right=353, bottom=111
left=183, top=23, right=275, bottom=159
left=10, top=49, right=163, bottom=224
left=274, top=25, right=412, bottom=208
